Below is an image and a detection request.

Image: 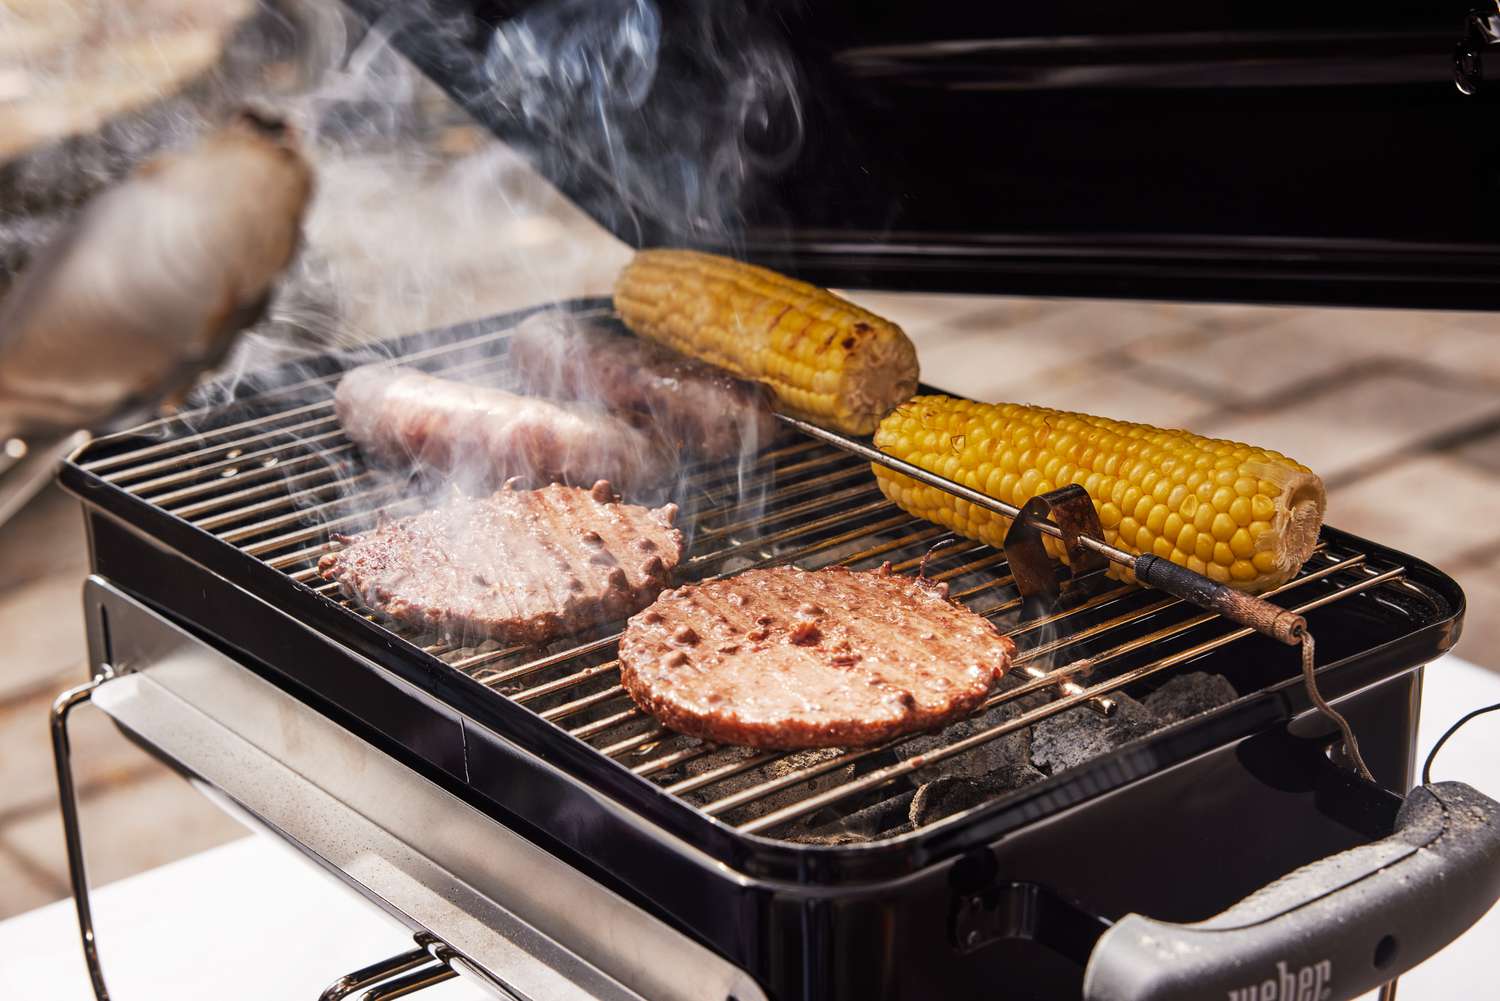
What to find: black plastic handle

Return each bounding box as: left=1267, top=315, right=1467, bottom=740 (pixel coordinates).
left=1082, top=782, right=1500, bottom=1001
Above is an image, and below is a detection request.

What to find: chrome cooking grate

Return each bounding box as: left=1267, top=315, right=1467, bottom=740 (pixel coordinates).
left=78, top=310, right=1421, bottom=842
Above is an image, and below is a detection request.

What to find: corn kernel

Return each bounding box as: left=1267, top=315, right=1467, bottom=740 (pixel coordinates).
left=1229, top=528, right=1255, bottom=560
left=1146, top=506, right=1168, bottom=533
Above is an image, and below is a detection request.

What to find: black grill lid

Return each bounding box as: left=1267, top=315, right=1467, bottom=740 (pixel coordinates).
left=348, top=1, right=1498, bottom=308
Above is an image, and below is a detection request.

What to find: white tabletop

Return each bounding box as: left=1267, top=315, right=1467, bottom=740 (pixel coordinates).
left=2, top=656, right=1497, bottom=1001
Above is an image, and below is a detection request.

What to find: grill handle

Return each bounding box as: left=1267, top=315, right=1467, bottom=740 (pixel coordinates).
left=1081, top=781, right=1500, bottom=1001
left=1132, top=554, right=1305, bottom=645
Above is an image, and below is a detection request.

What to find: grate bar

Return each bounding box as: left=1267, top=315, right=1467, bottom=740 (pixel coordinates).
left=571, top=708, right=648, bottom=743
left=538, top=680, right=629, bottom=720
left=518, top=661, right=620, bottom=707
left=736, top=563, right=1403, bottom=834
left=172, top=465, right=360, bottom=523
left=700, top=552, right=1370, bottom=821
left=101, top=413, right=340, bottom=485
left=122, top=429, right=350, bottom=495
left=598, top=727, right=672, bottom=758
left=687, top=439, right=826, bottom=497
left=82, top=398, right=336, bottom=474
left=687, top=497, right=899, bottom=566
left=693, top=472, right=875, bottom=543
left=630, top=741, right=708, bottom=778
left=144, top=444, right=358, bottom=508
left=249, top=500, right=422, bottom=559
left=214, top=477, right=395, bottom=543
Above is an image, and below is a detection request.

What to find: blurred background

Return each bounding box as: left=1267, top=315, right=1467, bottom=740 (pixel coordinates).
left=4, top=0, right=1500, bottom=920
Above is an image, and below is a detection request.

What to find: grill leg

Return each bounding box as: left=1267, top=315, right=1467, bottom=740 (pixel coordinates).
left=50, top=677, right=109, bottom=1001
left=320, top=938, right=524, bottom=1001
left=318, top=946, right=455, bottom=1001
left=53, top=675, right=463, bottom=1001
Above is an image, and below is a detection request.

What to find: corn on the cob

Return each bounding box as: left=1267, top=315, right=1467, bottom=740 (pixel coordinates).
left=614, top=249, right=919, bottom=435
left=873, top=396, right=1326, bottom=593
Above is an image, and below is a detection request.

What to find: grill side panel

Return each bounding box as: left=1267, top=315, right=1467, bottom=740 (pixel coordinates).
left=84, top=506, right=470, bottom=783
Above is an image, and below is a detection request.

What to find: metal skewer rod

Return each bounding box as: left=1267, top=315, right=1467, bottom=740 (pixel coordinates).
left=781, top=415, right=1146, bottom=564
left=777, top=414, right=1309, bottom=646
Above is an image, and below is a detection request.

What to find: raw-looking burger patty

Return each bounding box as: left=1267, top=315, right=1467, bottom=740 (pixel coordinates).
left=334, top=363, right=671, bottom=494
left=318, top=481, right=683, bottom=644
left=507, top=313, right=779, bottom=459
left=618, top=564, right=1015, bottom=749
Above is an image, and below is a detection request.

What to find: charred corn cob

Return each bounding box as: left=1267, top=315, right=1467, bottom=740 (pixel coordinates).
left=873, top=396, right=1326, bottom=593
left=614, top=249, right=919, bottom=435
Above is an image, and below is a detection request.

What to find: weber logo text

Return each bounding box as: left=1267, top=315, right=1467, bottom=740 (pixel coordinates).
left=1227, top=959, right=1333, bottom=1001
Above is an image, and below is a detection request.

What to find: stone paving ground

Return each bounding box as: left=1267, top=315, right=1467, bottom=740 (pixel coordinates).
left=5, top=0, right=1500, bottom=925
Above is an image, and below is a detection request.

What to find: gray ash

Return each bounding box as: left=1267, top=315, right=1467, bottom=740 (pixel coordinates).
left=786, top=789, right=916, bottom=845
left=719, top=671, right=1241, bottom=839
left=1144, top=672, right=1238, bottom=724
left=910, top=776, right=1000, bottom=828
left=894, top=690, right=1045, bottom=785
left=1029, top=690, right=1160, bottom=775
left=679, top=745, right=855, bottom=819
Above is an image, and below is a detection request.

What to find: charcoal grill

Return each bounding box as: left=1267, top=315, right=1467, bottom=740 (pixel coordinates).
left=45, top=297, right=1500, bottom=1001
left=39, top=1, right=1500, bottom=998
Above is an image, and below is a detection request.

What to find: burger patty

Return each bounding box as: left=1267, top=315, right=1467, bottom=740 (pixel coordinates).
left=618, top=564, right=1015, bottom=749
left=318, top=481, right=683, bottom=644
left=334, top=363, right=671, bottom=495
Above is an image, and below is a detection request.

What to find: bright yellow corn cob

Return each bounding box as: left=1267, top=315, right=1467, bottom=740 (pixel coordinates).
left=873, top=395, right=1326, bottom=593
left=614, top=249, right=919, bottom=435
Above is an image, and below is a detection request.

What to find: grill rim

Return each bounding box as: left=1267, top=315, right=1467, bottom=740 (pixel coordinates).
left=57, top=298, right=1467, bottom=885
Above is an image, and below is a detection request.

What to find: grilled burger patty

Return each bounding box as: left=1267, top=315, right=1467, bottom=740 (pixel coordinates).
left=334, top=364, right=671, bottom=494
left=507, top=313, right=779, bottom=459
left=318, top=481, right=683, bottom=644
left=618, top=564, right=1015, bottom=749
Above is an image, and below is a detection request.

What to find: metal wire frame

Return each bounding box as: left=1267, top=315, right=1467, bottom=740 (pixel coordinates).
left=86, top=312, right=1425, bottom=842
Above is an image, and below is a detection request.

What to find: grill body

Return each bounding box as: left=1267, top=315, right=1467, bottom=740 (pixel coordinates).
left=60, top=300, right=1463, bottom=1000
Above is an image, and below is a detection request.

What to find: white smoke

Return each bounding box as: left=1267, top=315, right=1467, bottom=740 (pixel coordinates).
left=5, top=0, right=806, bottom=556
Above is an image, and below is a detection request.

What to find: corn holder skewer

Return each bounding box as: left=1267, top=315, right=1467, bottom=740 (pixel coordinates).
left=780, top=413, right=1305, bottom=644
